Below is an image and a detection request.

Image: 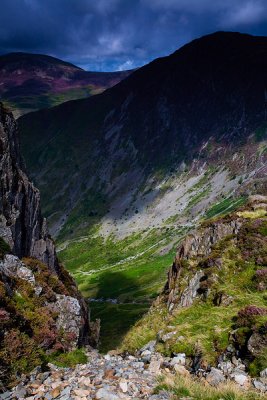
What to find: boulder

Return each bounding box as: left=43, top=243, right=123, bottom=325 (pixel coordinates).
left=247, top=332, right=267, bottom=357
left=206, top=368, right=226, bottom=386
left=173, top=364, right=190, bottom=376
left=95, top=388, right=119, bottom=400
left=230, top=372, right=249, bottom=387
left=253, top=379, right=267, bottom=392
left=139, top=340, right=156, bottom=353
left=170, top=353, right=186, bottom=366
left=48, top=294, right=82, bottom=346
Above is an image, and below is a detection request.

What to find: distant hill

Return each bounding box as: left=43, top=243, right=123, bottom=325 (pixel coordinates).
left=0, top=52, right=132, bottom=116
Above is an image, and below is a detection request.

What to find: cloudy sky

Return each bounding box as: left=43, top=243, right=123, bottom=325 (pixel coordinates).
left=0, top=0, right=267, bottom=71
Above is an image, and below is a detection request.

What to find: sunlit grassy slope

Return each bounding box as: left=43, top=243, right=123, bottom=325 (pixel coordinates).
left=58, top=225, right=188, bottom=350
left=120, top=209, right=267, bottom=375
left=59, top=228, right=184, bottom=300
left=57, top=194, right=251, bottom=351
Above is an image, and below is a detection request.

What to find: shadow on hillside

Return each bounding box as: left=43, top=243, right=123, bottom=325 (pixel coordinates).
left=89, top=270, right=150, bottom=353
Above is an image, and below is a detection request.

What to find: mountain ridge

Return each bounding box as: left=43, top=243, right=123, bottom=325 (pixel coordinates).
left=0, top=52, right=133, bottom=116
left=19, top=31, right=267, bottom=237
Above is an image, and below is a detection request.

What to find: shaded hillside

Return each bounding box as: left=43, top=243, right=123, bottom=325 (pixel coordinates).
left=0, top=52, right=132, bottom=116
left=19, top=32, right=267, bottom=242
left=0, top=103, right=90, bottom=387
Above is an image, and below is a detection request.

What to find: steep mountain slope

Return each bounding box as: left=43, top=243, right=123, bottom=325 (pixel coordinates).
left=0, top=103, right=90, bottom=387
left=121, top=196, right=267, bottom=381
left=18, top=32, right=267, bottom=348
left=19, top=32, right=267, bottom=236
left=0, top=52, right=132, bottom=117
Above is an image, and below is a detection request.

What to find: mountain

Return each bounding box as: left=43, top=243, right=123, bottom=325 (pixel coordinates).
left=0, top=103, right=91, bottom=387
left=18, top=32, right=267, bottom=348
left=0, top=52, right=132, bottom=117
left=121, top=195, right=267, bottom=389
left=1, top=192, right=267, bottom=400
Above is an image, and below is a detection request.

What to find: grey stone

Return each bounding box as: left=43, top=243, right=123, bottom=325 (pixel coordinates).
left=139, top=340, right=156, bottom=353
left=0, top=104, right=57, bottom=269
left=0, top=392, right=12, bottom=400
left=12, top=388, right=27, bottom=398
left=231, top=373, right=249, bottom=386
left=170, top=353, right=186, bottom=366
left=158, top=331, right=177, bottom=343
left=206, top=368, right=226, bottom=386
left=148, top=359, right=161, bottom=374
left=0, top=104, right=90, bottom=351
left=95, top=388, right=119, bottom=400
left=119, top=380, right=128, bottom=393
left=48, top=295, right=82, bottom=345
left=179, top=271, right=205, bottom=307
left=60, top=387, right=71, bottom=396
left=141, top=349, right=152, bottom=362
left=253, top=379, right=267, bottom=392
left=166, top=218, right=243, bottom=310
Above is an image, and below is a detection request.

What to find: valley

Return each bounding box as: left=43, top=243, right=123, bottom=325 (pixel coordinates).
left=1, top=30, right=267, bottom=398
left=17, top=32, right=267, bottom=355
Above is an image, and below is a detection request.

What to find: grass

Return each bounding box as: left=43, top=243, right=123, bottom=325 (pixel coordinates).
left=58, top=227, right=184, bottom=302
left=119, top=225, right=267, bottom=370
left=4, top=85, right=104, bottom=116
left=237, top=209, right=267, bottom=219
left=58, top=227, right=185, bottom=351
left=120, top=305, right=168, bottom=352
left=155, top=374, right=264, bottom=399
left=205, top=196, right=247, bottom=219
left=90, top=302, right=150, bottom=353
left=48, top=348, right=88, bottom=368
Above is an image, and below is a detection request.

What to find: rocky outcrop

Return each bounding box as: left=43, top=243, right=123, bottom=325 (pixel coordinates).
left=48, top=294, right=82, bottom=346
left=157, top=196, right=267, bottom=386
left=165, top=217, right=242, bottom=311
left=0, top=103, right=57, bottom=270
left=0, top=255, right=84, bottom=347
left=0, top=103, right=90, bottom=387
left=178, top=270, right=205, bottom=308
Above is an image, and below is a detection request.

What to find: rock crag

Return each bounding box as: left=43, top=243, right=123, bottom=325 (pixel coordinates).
left=0, top=102, right=57, bottom=270
left=0, top=103, right=90, bottom=388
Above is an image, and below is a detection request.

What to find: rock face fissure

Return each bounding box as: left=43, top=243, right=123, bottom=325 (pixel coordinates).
left=0, top=103, right=57, bottom=270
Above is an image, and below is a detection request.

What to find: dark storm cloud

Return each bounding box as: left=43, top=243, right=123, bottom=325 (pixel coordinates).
left=0, top=0, right=267, bottom=71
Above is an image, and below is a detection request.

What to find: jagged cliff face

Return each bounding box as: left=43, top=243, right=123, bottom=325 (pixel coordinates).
left=165, top=218, right=243, bottom=311
left=165, top=195, right=267, bottom=311
left=155, top=196, right=267, bottom=374
left=0, top=103, right=57, bottom=270
left=0, top=103, right=91, bottom=387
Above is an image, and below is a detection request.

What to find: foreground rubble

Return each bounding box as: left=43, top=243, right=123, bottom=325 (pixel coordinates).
left=1, top=344, right=267, bottom=400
